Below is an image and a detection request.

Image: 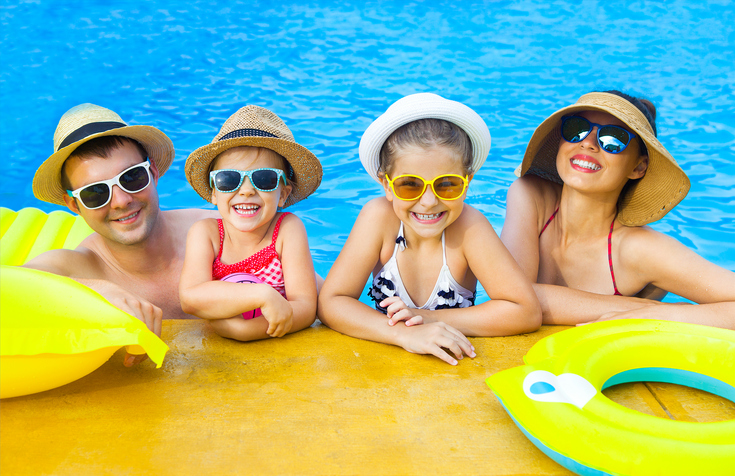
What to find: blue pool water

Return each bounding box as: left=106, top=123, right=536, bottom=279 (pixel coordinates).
left=2, top=1, right=734, bottom=304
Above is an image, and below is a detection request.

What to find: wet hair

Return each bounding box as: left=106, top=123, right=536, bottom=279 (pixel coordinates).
left=601, top=90, right=658, bottom=156
left=60, top=136, right=148, bottom=191
left=378, top=119, right=473, bottom=177
left=208, top=146, right=296, bottom=187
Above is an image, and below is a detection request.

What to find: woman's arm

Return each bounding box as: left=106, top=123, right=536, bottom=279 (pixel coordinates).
left=317, top=199, right=475, bottom=365
left=596, top=227, right=735, bottom=329
left=396, top=207, right=542, bottom=336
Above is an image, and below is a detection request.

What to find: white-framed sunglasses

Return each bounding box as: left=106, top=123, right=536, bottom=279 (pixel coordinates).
left=66, top=161, right=152, bottom=210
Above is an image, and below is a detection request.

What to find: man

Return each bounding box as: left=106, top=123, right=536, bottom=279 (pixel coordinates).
left=25, top=103, right=216, bottom=366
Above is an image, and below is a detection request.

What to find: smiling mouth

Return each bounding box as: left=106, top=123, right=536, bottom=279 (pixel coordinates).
left=113, top=211, right=139, bottom=222
left=412, top=211, right=445, bottom=221
left=234, top=204, right=260, bottom=216
left=571, top=158, right=602, bottom=171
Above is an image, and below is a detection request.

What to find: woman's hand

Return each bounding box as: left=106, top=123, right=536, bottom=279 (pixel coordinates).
left=380, top=296, right=424, bottom=327
left=397, top=322, right=476, bottom=365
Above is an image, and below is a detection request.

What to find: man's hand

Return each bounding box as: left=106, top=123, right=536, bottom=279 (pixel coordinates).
left=77, top=279, right=163, bottom=367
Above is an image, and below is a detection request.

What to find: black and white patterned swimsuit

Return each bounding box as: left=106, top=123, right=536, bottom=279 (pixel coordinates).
left=368, top=222, right=476, bottom=313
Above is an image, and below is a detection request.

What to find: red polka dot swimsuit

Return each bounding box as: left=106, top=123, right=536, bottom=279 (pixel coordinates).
left=212, top=213, right=289, bottom=298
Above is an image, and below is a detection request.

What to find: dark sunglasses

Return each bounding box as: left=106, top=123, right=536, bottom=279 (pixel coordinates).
left=209, top=168, right=288, bottom=193
left=66, top=161, right=151, bottom=210
left=561, top=116, right=636, bottom=154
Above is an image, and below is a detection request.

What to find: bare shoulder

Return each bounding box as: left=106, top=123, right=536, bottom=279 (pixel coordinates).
left=278, top=212, right=307, bottom=237
left=163, top=208, right=219, bottom=232
left=615, top=224, right=686, bottom=267
left=454, top=204, right=493, bottom=232
left=507, top=175, right=561, bottom=208
left=23, top=246, right=106, bottom=278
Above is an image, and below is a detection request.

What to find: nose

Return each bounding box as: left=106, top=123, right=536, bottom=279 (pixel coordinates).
left=579, top=126, right=600, bottom=150
left=109, top=184, right=134, bottom=208
left=238, top=177, right=256, bottom=196
left=418, top=183, right=439, bottom=207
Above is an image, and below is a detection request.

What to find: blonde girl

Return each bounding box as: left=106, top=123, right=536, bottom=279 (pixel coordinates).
left=319, top=93, right=541, bottom=365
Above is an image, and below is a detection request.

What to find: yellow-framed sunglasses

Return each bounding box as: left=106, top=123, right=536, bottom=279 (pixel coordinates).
left=385, top=173, right=469, bottom=201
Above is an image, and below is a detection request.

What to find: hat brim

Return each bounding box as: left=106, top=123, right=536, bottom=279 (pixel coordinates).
left=33, top=125, right=174, bottom=206
left=519, top=93, right=690, bottom=226
left=359, top=93, right=491, bottom=183
left=185, top=136, right=322, bottom=208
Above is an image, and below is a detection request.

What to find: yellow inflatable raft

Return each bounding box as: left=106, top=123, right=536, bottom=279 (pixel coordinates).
left=0, top=207, right=168, bottom=399
left=486, top=320, right=735, bottom=476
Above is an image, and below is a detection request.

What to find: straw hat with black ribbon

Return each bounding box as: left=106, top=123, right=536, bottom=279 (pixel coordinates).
left=185, top=105, right=322, bottom=208
left=33, top=103, right=175, bottom=206
left=517, top=92, right=690, bottom=227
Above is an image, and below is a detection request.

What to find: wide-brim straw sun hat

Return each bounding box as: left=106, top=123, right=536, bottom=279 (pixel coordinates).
left=33, top=103, right=175, bottom=206
left=359, top=93, right=492, bottom=182
left=185, top=105, right=322, bottom=208
left=518, top=92, right=690, bottom=226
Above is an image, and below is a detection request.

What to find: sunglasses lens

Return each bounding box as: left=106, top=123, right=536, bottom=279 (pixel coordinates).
left=561, top=116, right=591, bottom=143
left=598, top=126, right=630, bottom=154
left=433, top=175, right=466, bottom=199
left=251, top=170, right=280, bottom=191
left=392, top=176, right=426, bottom=200
left=79, top=183, right=111, bottom=209
left=119, top=165, right=150, bottom=193
left=214, top=171, right=243, bottom=192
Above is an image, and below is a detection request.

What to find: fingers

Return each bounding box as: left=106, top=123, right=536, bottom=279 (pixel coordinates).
left=380, top=297, right=408, bottom=318
left=404, top=315, right=423, bottom=327
left=123, top=352, right=149, bottom=367
left=116, top=297, right=163, bottom=336
left=387, top=308, right=418, bottom=326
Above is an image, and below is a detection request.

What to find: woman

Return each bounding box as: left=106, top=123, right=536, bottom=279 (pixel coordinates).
left=501, top=90, right=735, bottom=329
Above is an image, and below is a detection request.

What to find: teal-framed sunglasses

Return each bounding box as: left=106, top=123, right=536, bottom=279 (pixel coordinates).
left=209, top=168, right=288, bottom=193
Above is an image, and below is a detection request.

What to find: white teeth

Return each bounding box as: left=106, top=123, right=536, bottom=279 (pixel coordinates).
left=116, top=211, right=138, bottom=221
left=234, top=204, right=259, bottom=210
left=414, top=212, right=442, bottom=220
left=572, top=159, right=601, bottom=171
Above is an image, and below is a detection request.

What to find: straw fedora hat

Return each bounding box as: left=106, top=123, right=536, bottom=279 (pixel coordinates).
left=518, top=92, right=690, bottom=226
left=185, top=105, right=322, bottom=208
left=359, top=93, right=491, bottom=183
left=33, top=103, right=175, bottom=206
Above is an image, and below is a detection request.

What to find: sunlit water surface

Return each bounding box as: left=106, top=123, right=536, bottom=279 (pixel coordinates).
left=2, top=1, right=733, bottom=303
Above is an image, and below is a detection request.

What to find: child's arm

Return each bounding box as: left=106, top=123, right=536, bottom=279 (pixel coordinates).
left=179, top=219, right=293, bottom=340
left=318, top=199, right=475, bottom=365
left=388, top=206, right=542, bottom=336
left=277, top=213, right=318, bottom=332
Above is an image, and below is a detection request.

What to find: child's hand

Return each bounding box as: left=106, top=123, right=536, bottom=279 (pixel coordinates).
left=259, top=291, right=294, bottom=338
left=380, top=296, right=424, bottom=327
left=398, top=322, right=476, bottom=365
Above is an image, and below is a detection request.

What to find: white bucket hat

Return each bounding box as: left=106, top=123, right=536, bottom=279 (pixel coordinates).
left=359, top=93, right=491, bottom=182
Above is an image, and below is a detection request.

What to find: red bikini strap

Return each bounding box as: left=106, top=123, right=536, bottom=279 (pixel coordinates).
left=271, top=212, right=290, bottom=245
left=216, top=219, right=225, bottom=259
left=608, top=220, right=622, bottom=296
left=539, top=207, right=559, bottom=237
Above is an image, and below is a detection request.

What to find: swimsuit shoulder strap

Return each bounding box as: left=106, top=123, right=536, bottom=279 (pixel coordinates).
left=271, top=212, right=290, bottom=245
left=441, top=230, right=447, bottom=266
left=216, top=219, right=225, bottom=259
left=539, top=206, right=560, bottom=237
left=608, top=219, right=622, bottom=296
left=392, top=222, right=405, bottom=257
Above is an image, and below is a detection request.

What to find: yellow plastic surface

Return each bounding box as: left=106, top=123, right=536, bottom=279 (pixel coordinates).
left=1, top=321, right=732, bottom=476
left=487, top=320, right=735, bottom=476
left=0, top=208, right=166, bottom=399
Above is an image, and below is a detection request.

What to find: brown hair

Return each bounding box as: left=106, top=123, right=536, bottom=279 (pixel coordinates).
left=61, top=136, right=148, bottom=190
left=378, top=119, right=473, bottom=177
